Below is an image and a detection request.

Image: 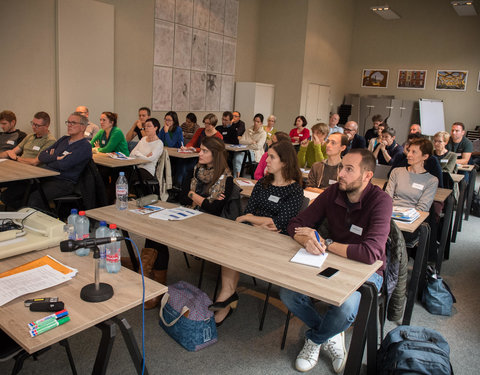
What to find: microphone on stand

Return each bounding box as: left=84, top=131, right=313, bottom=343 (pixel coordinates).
left=60, top=237, right=125, bottom=252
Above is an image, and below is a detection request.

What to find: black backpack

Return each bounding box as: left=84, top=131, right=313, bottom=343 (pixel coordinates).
left=377, top=326, right=453, bottom=375
left=471, top=188, right=480, bottom=217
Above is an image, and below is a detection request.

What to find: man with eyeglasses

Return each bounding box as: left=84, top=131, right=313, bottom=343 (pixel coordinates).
left=342, top=121, right=366, bottom=155
left=0, top=112, right=56, bottom=165
left=75, top=105, right=99, bottom=141
left=0, top=110, right=26, bottom=153
left=232, top=111, right=245, bottom=139
left=27, top=112, right=92, bottom=211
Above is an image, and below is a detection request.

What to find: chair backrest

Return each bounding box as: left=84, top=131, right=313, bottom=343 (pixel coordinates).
left=220, top=183, right=242, bottom=221
left=78, top=159, right=107, bottom=210
left=374, top=164, right=392, bottom=179
left=442, top=172, right=454, bottom=190
left=300, top=196, right=310, bottom=212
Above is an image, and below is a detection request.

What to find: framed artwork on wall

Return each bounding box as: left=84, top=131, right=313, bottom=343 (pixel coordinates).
left=435, top=70, right=468, bottom=91
left=361, top=69, right=389, bottom=88
left=397, top=70, right=427, bottom=89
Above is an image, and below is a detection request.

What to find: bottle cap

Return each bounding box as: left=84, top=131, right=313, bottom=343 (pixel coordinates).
left=100, top=221, right=107, bottom=226
left=109, top=224, right=117, bottom=229
left=119, top=172, right=125, bottom=176
left=71, top=209, right=78, bottom=214
left=79, top=211, right=86, bottom=216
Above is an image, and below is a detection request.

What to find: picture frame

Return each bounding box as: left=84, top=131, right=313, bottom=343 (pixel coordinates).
left=435, top=70, right=468, bottom=91
left=397, top=70, right=427, bottom=89
left=361, top=69, right=389, bottom=88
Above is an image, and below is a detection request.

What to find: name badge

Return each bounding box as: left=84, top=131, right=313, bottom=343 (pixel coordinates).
left=412, top=183, right=424, bottom=190
left=62, top=151, right=71, bottom=156
left=328, top=179, right=336, bottom=185
left=7, top=140, right=15, bottom=145
left=440, top=159, right=448, bottom=163
left=268, top=195, right=280, bottom=203
left=32, top=145, right=40, bottom=151
left=84, top=131, right=91, bottom=137
left=456, top=153, right=462, bottom=157
left=222, top=132, right=227, bottom=135
left=350, top=224, right=363, bottom=236
left=101, top=140, right=106, bottom=145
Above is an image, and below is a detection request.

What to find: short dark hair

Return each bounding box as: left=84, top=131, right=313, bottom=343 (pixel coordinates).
left=262, top=141, right=302, bottom=187
left=348, top=148, right=376, bottom=173
left=165, top=111, right=179, bottom=132
left=254, top=113, right=264, bottom=123
left=452, top=122, right=465, bottom=130
left=223, top=111, right=233, bottom=121
left=102, top=111, right=118, bottom=127
left=145, top=117, right=161, bottom=131
left=294, top=115, right=307, bottom=127
left=407, top=133, right=424, bottom=142
left=139, top=107, right=151, bottom=116
left=0, top=110, right=16, bottom=123
left=34, top=111, right=50, bottom=126
left=273, top=131, right=290, bottom=143
left=186, top=113, right=197, bottom=123
left=409, top=138, right=433, bottom=156
left=382, top=127, right=396, bottom=137
left=372, top=114, right=383, bottom=123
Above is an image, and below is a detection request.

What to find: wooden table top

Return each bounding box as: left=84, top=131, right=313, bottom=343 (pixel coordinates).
left=87, top=203, right=382, bottom=307
left=0, top=159, right=59, bottom=183
left=225, top=144, right=254, bottom=152
left=394, top=211, right=429, bottom=233
left=165, top=147, right=199, bottom=159
left=457, top=164, right=474, bottom=172
left=0, top=247, right=167, bottom=354
left=450, top=173, right=464, bottom=183
left=92, top=153, right=148, bottom=168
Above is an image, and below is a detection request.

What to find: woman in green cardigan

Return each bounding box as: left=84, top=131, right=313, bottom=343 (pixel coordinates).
left=297, top=122, right=328, bottom=169
left=91, top=112, right=130, bottom=156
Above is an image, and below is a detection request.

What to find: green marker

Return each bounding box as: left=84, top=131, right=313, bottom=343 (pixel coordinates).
left=29, top=316, right=70, bottom=337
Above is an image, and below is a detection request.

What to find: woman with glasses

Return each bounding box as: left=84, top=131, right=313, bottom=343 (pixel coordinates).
left=182, top=113, right=223, bottom=152
left=432, top=131, right=457, bottom=173
left=91, top=112, right=129, bottom=156
left=158, top=111, right=184, bottom=148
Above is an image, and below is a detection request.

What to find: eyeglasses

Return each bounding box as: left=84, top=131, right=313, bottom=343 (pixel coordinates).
left=30, top=121, right=46, bottom=128
left=65, top=120, right=82, bottom=126
left=203, top=121, right=211, bottom=125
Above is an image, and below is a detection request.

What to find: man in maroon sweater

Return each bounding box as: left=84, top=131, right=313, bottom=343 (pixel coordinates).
left=280, top=149, right=392, bottom=373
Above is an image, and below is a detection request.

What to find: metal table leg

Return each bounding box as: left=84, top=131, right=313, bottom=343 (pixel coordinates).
left=122, top=229, right=139, bottom=272
left=437, top=194, right=454, bottom=273
left=464, top=168, right=476, bottom=221
left=452, top=179, right=466, bottom=242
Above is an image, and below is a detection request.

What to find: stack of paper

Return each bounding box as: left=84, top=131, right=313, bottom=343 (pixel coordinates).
left=392, top=206, right=420, bottom=223
left=290, top=248, right=328, bottom=268
left=107, top=152, right=133, bottom=160
left=149, top=206, right=202, bottom=221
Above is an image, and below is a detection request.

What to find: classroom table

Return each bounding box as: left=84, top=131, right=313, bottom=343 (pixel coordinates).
left=165, top=147, right=199, bottom=159
left=225, top=144, right=255, bottom=177
left=86, top=202, right=382, bottom=375
left=457, top=164, right=476, bottom=221
left=92, top=153, right=148, bottom=168
left=0, top=246, right=167, bottom=374
left=0, top=159, right=60, bottom=208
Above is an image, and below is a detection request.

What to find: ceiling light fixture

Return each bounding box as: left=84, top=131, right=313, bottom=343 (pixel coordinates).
left=370, top=4, right=401, bottom=20
left=451, top=1, right=478, bottom=16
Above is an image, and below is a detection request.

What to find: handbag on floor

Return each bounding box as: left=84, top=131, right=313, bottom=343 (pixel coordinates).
left=422, top=266, right=456, bottom=316
left=158, top=281, right=217, bottom=351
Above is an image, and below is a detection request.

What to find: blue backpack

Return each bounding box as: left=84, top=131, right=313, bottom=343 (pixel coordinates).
left=377, top=326, right=453, bottom=375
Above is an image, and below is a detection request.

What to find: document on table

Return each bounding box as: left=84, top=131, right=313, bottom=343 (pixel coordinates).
left=290, top=248, right=328, bottom=268
left=0, top=265, right=72, bottom=306
left=149, top=206, right=202, bottom=221
left=106, top=152, right=134, bottom=160
left=236, top=178, right=256, bottom=186
left=129, top=205, right=165, bottom=215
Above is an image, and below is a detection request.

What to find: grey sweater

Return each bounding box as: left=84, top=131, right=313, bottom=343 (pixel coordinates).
left=385, top=167, right=438, bottom=212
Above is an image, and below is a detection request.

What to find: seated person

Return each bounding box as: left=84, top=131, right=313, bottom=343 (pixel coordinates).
left=264, top=115, right=277, bottom=147
left=280, top=149, right=391, bottom=373
left=433, top=131, right=457, bottom=173
left=297, top=123, right=328, bottom=169
left=130, top=118, right=164, bottom=194
left=446, top=121, right=472, bottom=166
left=364, top=114, right=383, bottom=145
left=28, top=112, right=92, bottom=211
left=373, top=127, right=403, bottom=165
left=233, top=113, right=267, bottom=177
left=75, top=105, right=99, bottom=141
left=385, top=138, right=438, bottom=212
left=180, top=112, right=199, bottom=144
left=135, top=137, right=234, bottom=309
left=182, top=113, right=223, bottom=152
left=342, top=121, right=366, bottom=155
left=367, top=121, right=387, bottom=152
left=289, top=115, right=309, bottom=144
left=232, top=111, right=246, bottom=139
left=327, top=113, right=343, bottom=137
left=158, top=111, right=184, bottom=148
left=210, top=141, right=304, bottom=326
left=0, top=110, right=26, bottom=153
left=306, top=132, right=348, bottom=191
left=0, top=111, right=55, bottom=165
left=125, top=107, right=150, bottom=147
left=254, top=131, right=290, bottom=180
left=91, top=112, right=129, bottom=156
left=216, top=111, right=238, bottom=145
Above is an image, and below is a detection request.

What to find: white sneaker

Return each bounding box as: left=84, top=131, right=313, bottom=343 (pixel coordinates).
left=322, top=332, right=347, bottom=373
left=295, top=338, right=321, bottom=372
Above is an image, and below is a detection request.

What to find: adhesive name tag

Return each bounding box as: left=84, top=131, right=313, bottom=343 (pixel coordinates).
left=7, top=140, right=15, bottom=145
left=268, top=195, right=280, bottom=203
left=32, top=146, right=40, bottom=151
left=62, top=151, right=70, bottom=156
left=456, top=153, right=462, bottom=157
left=440, top=159, right=448, bottom=163
left=350, top=224, right=363, bottom=236
left=102, top=140, right=106, bottom=145
left=412, top=183, right=424, bottom=190
left=329, top=179, right=337, bottom=185
left=222, top=132, right=227, bottom=135
left=84, top=131, right=91, bottom=137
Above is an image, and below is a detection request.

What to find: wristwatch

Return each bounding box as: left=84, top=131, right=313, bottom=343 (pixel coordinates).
left=324, top=238, right=333, bottom=251
left=188, top=192, right=194, bottom=199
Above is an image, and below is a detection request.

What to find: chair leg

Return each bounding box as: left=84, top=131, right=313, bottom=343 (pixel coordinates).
left=213, top=267, right=221, bottom=302
left=183, top=252, right=191, bottom=268
left=252, top=277, right=257, bottom=286
left=259, top=282, right=272, bottom=331
left=197, top=259, right=205, bottom=289
left=60, top=339, right=78, bottom=375
left=281, top=311, right=292, bottom=350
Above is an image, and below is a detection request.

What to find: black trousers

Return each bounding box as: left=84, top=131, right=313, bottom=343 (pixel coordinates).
left=28, top=177, right=75, bottom=211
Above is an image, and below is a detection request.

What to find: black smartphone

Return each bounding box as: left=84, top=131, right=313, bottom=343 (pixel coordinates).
left=317, top=267, right=339, bottom=279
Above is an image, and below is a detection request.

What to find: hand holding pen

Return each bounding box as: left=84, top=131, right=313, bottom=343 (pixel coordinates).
left=294, top=227, right=326, bottom=255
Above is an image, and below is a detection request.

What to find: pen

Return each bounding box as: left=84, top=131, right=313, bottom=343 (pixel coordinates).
left=28, top=309, right=68, bottom=329
left=29, top=316, right=70, bottom=337
left=314, top=230, right=321, bottom=243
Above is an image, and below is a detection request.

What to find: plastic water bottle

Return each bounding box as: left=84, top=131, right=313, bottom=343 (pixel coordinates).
left=116, top=172, right=128, bottom=210
left=95, top=221, right=109, bottom=268
left=106, top=224, right=121, bottom=273
left=75, top=211, right=90, bottom=256
left=66, top=209, right=79, bottom=240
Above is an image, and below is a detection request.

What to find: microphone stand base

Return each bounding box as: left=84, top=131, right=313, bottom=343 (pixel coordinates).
left=81, top=283, right=114, bottom=302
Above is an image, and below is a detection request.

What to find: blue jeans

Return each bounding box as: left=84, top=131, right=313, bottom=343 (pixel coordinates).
left=279, top=272, right=383, bottom=345
left=233, top=150, right=255, bottom=176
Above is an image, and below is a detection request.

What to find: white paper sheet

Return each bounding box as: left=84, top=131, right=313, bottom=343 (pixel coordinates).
left=290, top=248, right=328, bottom=268
left=149, top=206, right=202, bottom=221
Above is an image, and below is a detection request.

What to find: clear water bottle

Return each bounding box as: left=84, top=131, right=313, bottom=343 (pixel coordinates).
left=106, top=224, right=121, bottom=273
left=66, top=209, right=79, bottom=240
left=95, top=221, right=109, bottom=269
left=116, top=172, right=128, bottom=210
left=75, top=211, right=90, bottom=256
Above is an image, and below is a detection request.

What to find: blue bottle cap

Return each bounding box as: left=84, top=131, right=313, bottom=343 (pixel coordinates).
left=100, top=221, right=107, bottom=226
left=71, top=209, right=78, bottom=214
left=119, top=171, right=125, bottom=176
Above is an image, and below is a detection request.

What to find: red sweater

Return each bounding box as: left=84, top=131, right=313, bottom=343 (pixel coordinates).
left=289, top=127, right=310, bottom=143
left=186, top=128, right=223, bottom=151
